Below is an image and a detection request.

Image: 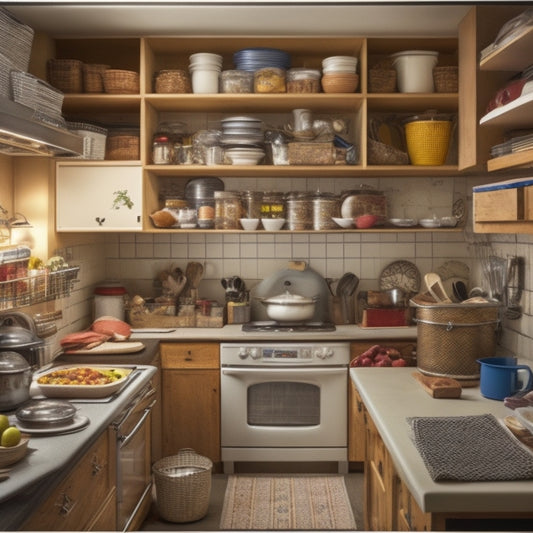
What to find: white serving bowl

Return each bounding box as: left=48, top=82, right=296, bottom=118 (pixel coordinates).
left=240, top=218, right=260, bottom=231
left=226, top=150, right=264, bottom=165
left=419, top=218, right=441, bottom=228
left=261, top=218, right=286, bottom=231
left=332, top=217, right=353, bottom=228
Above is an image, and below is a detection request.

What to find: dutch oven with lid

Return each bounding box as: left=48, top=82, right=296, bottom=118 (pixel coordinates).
left=258, top=281, right=317, bottom=322
left=0, top=316, right=45, bottom=368
left=0, top=351, right=32, bottom=410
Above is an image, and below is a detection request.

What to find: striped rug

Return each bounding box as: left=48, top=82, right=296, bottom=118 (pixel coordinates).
left=219, top=474, right=357, bottom=530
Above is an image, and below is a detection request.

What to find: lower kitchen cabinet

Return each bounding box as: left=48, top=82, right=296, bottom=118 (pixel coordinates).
left=21, top=428, right=117, bottom=531
left=160, top=342, right=220, bottom=465
left=396, top=477, right=435, bottom=532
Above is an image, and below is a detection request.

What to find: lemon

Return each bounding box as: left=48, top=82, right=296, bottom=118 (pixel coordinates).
left=1, top=426, right=21, bottom=447
left=0, top=414, right=9, bottom=437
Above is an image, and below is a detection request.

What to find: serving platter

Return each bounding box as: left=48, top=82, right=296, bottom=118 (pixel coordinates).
left=66, top=341, right=145, bottom=355
left=33, top=365, right=134, bottom=398
left=13, top=414, right=90, bottom=435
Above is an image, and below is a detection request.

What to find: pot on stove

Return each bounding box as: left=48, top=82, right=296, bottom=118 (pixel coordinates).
left=0, top=350, right=32, bottom=410
left=259, top=281, right=316, bottom=322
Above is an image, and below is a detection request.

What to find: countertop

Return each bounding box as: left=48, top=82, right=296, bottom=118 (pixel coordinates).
left=0, top=364, right=157, bottom=531
left=130, top=324, right=417, bottom=342
left=350, top=367, right=533, bottom=514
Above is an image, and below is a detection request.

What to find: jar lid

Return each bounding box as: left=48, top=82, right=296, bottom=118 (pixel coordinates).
left=0, top=351, right=30, bottom=373
left=154, top=135, right=169, bottom=142
left=94, top=283, right=127, bottom=296
left=287, top=68, right=321, bottom=80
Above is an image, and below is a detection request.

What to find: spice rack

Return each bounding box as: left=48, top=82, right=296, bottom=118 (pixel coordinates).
left=0, top=266, right=80, bottom=310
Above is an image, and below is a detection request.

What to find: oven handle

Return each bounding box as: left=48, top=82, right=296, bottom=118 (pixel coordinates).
left=222, top=367, right=346, bottom=376
left=119, top=398, right=156, bottom=448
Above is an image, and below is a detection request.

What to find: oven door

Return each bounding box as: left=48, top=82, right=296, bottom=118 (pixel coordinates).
left=221, top=366, right=347, bottom=447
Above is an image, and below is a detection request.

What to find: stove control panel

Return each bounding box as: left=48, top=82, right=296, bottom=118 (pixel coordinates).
left=222, top=343, right=350, bottom=365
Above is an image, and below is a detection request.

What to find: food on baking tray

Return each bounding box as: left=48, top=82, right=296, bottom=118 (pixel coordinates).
left=37, top=367, right=126, bottom=386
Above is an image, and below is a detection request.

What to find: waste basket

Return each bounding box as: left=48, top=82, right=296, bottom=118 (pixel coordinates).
left=152, top=448, right=212, bottom=523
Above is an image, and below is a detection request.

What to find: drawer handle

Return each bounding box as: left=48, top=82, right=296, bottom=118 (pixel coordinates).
left=378, top=460, right=383, bottom=477
left=357, top=399, right=363, bottom=413
left=91, top=457, right=103, bottom=475
left=57, top=493, right=76, bottom=516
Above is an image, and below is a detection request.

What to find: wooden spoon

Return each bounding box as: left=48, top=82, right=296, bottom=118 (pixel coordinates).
left=186, top=262, right=204, bottom=290
left=424, top=272, right=452, bottom=303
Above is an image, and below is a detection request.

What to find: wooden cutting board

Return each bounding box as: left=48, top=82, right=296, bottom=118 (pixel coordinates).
left=412, top=372, right=462, bottom=398
left=68, top=341, right=145, bottom=355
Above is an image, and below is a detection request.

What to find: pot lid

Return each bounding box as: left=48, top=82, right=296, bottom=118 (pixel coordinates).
left=263, top=282, right=315, bottom=305
left=0, top=326, right=44, bottom=349
left=16, top=399, right=77, bottom=425
left=404, top=109, right=454, bottom=123
left=341, top=185, right=383, bottom=197
left=0, top=350, right=30, bottom=373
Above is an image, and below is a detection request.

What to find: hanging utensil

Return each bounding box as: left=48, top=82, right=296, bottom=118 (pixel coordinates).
left=505, top=256, right=523, bottom=320
left=452, top=280, right=468, bottom=302
left=336, top=273, right=359, bottom=297
left=424, top=273, right=452, bottom=303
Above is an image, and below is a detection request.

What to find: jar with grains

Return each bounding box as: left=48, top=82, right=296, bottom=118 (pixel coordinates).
left=152, top=135, right=172, bottom=164
left=220, top=70, right=254, bottom=93
left=241, top=190, right=263, bottom=219
left=154, top=69, right=191, bottom=94
left=215, top=191, right=242, bottom=230
left=286, top=192, right=313, bottom=230
left=312, top=192, right=340, bottom=230
left=287, top=68, right=321, bottom=93
left=261, top=192, right=286, bottom=219
left=254, top=67, right=286, bottom=93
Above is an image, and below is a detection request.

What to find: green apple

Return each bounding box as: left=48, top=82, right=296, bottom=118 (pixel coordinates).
left=1, top=426, right=21, bottom=447
left=0, top=414, right=9, bottom=438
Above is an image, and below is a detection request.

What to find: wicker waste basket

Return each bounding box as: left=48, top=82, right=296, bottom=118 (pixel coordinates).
left=152, top=449, right=212, bottom=523
left=412, top=301, right=500, bottom=380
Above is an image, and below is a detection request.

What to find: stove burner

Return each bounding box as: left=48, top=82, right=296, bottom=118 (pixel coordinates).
left=242, top=321, right=336, bottom=332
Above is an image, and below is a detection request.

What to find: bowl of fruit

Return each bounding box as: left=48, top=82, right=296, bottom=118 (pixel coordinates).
left=0, top=414, right=29, bottom=467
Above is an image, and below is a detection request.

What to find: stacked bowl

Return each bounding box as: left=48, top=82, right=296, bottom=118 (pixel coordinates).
left=189, top=53, right=223, bottom=93
left=321, top=55, right=359, bottom=93
left=221, top=116, right=265, bottom=165
left=233, top=47, right=291, bottom=72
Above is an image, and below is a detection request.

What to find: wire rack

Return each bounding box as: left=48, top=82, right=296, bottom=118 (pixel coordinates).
left=0, top=266, right=80, bottom=310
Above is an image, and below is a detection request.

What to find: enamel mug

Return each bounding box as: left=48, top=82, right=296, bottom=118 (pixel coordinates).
left=477, top=357, right=533, bottom=400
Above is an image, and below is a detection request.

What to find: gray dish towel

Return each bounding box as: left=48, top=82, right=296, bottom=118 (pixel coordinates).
left=407, top=413, right=533, bottom=482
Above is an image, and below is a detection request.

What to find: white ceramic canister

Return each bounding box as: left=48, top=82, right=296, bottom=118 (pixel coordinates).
left=391, top=50, right=438, bottom=93
left=94, top=282, right=127, bottom=320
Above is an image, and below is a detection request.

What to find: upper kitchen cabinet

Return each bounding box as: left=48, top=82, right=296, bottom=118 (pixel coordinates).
left=56, top=162, right=143, bottom=231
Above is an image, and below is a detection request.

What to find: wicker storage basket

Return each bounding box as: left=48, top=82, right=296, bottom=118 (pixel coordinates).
left=82, top=63, right=109, bottom=93
left=412, top=301, right=500, bottom=380
left=106, top=130, right=140, bottom=160
left=11, top=71, right=64, bottom=117
left=155, top=69, right=192, bottom=93
left=405, top=119, right=452, bottom=165
left=0, top=51, right=14, bottom=98
left=67, top=122, right=107, bottom=160
left=367, top=137, right=408, bottom=165
left=369, top=68, right=397, bottom=93
left=0, top=7, right=34, bottom=72
left=153, top=449, right=212, bottom=523
left=433, top=66, right=458, bottom=93
left=47, top=59, right=83, bottom=93
left=103, top=69, right=139, bottom=94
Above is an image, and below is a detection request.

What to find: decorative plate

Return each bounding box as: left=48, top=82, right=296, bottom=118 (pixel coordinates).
left=379, top=260, right=421, bottom=294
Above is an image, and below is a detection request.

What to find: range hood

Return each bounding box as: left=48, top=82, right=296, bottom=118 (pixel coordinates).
left=0, top=98, right=83, bottom=156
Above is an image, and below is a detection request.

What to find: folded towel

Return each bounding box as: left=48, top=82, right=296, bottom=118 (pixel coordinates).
left=407, top=414, right=533, bottom=482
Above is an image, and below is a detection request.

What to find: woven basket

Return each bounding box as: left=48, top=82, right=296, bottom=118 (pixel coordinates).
left=433, top=66, right=458, bottom=93
left=367, top=137, right=408, bottom=165
left=369, top=68, right=397, bottom=93
left=106, top=132, right=140, bottom=160
left=82, top=63, right=109, bottom=93
left=405, top=120, right=452, bottom=165
left=67, top=121, right=107, bottom=160
left=0, top=7, right=34, bottom=72
left=155, top=69, right=192, bottom=94
left=153, top=449, right=212, bottom=523
left=47, top=59, right=83, bottom=93
left=413, top=302, right=500, bottom=380
left=0, top=437, right=29, bottom=468
left=11, top=71, right=64, bottom=117
left=103, top=69, right=139, bottom=94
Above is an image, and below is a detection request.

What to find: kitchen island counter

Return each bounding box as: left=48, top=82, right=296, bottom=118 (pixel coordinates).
left=0, top=365, right=157, bottom=531
left=130, top=323, right=417, bottom=342
left=351, top=366, right=533, bottom=516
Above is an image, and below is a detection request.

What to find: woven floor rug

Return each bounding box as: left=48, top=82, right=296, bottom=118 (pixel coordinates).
left=219, top=474, right=357, bottom=530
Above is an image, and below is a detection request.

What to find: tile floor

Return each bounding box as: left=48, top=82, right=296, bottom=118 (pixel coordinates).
left=142, top=472, right=365, bottom=531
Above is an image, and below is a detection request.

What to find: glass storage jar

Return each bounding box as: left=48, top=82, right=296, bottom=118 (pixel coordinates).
left=152, top=135, right=172, bottom=164
left=286, top=192, right=313, bottom=230
left=241, top=190, right=263, bottom=219
left=254, top=67, right=286, bottom=93
left=312, top=192, right=340, bottom=230
left=286, top=68, right=321, bottom=93
left=215, top=191, right=242, bottom=229
left=261, top=191, right=286, bottom=219
left=220, top=69, right=254, bottom=93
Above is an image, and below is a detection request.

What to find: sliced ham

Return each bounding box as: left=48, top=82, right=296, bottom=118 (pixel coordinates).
left=91, top=316, right=131, bottom=340
left=60, top=330, right=110, bottom=351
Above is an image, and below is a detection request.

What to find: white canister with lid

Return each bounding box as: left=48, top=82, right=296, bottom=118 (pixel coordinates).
left=94, top=282, right=127, bottom=320
left=391, top=50, right=438, bottom=93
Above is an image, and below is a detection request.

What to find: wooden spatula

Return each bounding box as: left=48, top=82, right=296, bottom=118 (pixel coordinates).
left=424, top=272, right=452, bottom=303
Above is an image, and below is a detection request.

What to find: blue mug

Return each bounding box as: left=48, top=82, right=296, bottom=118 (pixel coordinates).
left=477, top=357, right=533, bottom=400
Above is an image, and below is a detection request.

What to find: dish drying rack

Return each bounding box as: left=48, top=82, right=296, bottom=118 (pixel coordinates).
left=0, top=266, right=80, bottom=311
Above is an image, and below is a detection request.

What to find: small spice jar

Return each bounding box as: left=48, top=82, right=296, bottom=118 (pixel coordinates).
left=215, top=191, right=242, bottom=229
left=312, top=192, right=340, bottom=230
left=254, top=67, right=286, bottom=93
left=287, top=68, right=321, bottom=93
left=261, top=191, right=286, bottom=219
left=286, top=192, right=313, bottom=230
left=241, top=190, right=263, bottom=219
left=152, top=135, right=172, bottom=164
left=220, top=69, right=254, bottom=93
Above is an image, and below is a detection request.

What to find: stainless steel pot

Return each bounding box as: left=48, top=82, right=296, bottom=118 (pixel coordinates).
left=0, top=322, right=45, bottom=368
left=0, top=350, right=32, bottom=410
left=259, top=282, right=316, bottom=322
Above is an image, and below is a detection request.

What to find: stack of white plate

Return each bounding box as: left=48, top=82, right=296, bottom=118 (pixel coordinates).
left=322, top=55, right=358, bottom=74
left=233, top=47, right=290, bottom=72
left=221, top=116, right=265, bottom=165
left=189, top=53, right=223, bottom=93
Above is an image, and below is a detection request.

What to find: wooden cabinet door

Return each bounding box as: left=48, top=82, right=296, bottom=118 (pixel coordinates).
left=161, top=368, right=220, bottom=462
left=56, top=163, right=142, bottom=231
left=364, top=415, right=397, bottom=531
left=396, top=477, right=434, bottom=532
left=348, top=381, right=366, bottom=463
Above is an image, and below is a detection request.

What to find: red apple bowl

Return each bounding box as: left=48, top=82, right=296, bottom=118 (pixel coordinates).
left=354, top=214, right=379, bottom=229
